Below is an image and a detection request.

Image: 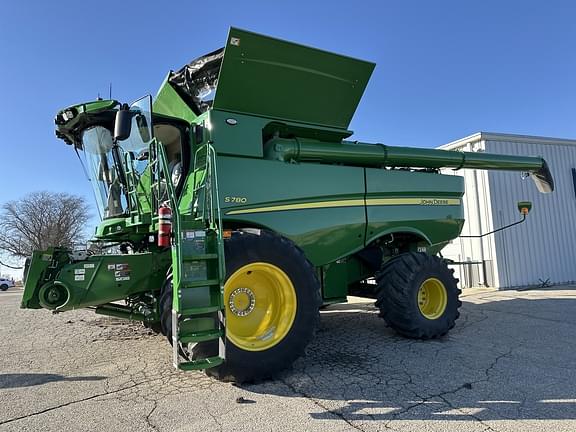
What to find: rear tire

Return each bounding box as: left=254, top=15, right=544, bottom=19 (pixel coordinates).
left=375, top=252, right=461, bottom=339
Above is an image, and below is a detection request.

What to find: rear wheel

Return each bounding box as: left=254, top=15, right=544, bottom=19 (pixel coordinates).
left=375, top=252, right=461, bottom=339
left=161, top=230, right=321, bottom=382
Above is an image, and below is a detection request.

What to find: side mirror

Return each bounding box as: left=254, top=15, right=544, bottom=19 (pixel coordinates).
left=114, top=107, right=132, bottom=142
left=517, top=201, right=532, bottom=215
left=136, top=114, right=151, bottom=142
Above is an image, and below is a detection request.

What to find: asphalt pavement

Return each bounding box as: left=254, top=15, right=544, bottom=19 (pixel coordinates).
left=1, top=286, right=575, bottom=432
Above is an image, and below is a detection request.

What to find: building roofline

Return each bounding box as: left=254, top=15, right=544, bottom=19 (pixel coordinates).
left=438, top=132, right=576, bottom=150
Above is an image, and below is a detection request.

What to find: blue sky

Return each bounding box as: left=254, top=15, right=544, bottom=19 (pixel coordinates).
left=1, top=0, right=575, bottom=269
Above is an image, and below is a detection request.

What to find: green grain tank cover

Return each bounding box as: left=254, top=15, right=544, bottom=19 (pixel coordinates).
left=168, top=27, right=375, bottom=130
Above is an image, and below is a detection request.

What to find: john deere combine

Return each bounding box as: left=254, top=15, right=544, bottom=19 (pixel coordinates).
left=22, top=28, right=554, bottom=382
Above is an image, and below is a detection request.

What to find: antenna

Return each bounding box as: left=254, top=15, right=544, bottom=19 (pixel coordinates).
left=109, top=83, right=112, bottom=100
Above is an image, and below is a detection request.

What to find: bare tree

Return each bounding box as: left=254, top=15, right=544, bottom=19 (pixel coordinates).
left=0, top=191, right=91, bottom=258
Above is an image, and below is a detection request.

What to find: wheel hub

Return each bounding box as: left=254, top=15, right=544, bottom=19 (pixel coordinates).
left=224, top=262, right=297, bottom=351
left=417, top=277, right=448, bottom=320
left=228, top=287, right=256, bottom=317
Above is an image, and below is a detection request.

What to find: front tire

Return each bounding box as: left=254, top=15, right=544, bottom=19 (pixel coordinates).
left=161, top=230, right=321, bottom=382
left=0, top=284, right=8, bottom=291
left=375, top=252, right=461, bottom=339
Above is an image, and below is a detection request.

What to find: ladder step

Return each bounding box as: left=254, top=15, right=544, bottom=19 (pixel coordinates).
left=178, top=305, right=222, bottom=316
left=177, top=356, right=224, bottom=371
left=182, top=254, right=218, bottom=260
left=179, top=329, right=223, bottom=344
left=180, top=279, right=220, bottom=288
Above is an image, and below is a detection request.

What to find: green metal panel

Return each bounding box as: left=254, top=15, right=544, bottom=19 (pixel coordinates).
left=214, top=27, right=375, bottom=129
left=154, top=74, right=197, bottom=123
left=208, top=109, right=357, bottom=158
left=322, top=261, right=349, bottom=300
left=216, top=156, right=366, bottom=265
left=365, top=168, right=465, bottom=248
left=208, top=110, right=268, bottom=157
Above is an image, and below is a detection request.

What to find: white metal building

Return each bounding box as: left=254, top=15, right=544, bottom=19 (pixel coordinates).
left=438, top=132, right=576, bottom=289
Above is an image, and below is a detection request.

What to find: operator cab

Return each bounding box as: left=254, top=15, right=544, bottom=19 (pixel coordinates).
left=55, top=97, right=191, bottom=221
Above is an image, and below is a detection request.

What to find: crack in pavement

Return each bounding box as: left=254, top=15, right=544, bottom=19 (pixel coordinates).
left=285, top=347, right=514, bottom=431
left=198, top=395, right=224, bottom=432
left=144, top=399, right=159, bottom=432
left=0, top=376, right=169, bottom=427
left=381, top=349, right=514, bottom=430
left=278, top=376, right=398, bottom=432
left=436, top=393, right=499, bottom=432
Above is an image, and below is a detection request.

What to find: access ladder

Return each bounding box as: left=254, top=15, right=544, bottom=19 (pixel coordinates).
left=153, top=140, right=226, bottom=370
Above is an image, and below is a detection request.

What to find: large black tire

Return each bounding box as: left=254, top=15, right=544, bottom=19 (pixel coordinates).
left=375, top=252, right=461, bottom=339
left=159, top=278, right=173, bottom=337
left=161, top=230, right=321, bottom=382
left=143, top=320, right=163, bottom=334
left=0, top=284, right=8, bottom=291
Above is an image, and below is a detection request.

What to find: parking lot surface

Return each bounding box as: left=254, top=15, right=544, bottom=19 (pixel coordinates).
left=1, top=286, right=575, bottom=432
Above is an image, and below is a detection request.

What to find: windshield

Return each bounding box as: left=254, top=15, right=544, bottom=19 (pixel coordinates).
left=82, top=126, right=126, bottom=219
left=81, top=97, right=154, bottom=220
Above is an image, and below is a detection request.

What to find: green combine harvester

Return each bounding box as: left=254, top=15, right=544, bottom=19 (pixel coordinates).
left=22, top=28, right=554, bottom=382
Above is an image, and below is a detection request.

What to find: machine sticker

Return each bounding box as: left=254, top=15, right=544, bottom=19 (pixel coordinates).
left=419, top=199, right=452, bottom=206
left=107, top=264, right=116, bottom=270
left=115, top=276, right=130, bottom=282
left=224, top=196, right=248, bottom=204
left=184, top=230, right=205, bottom=239
left=116, top=264, right=129, bottom=271
left=115, top=270, right=130, bottom=278
left=230, top=37, right=240, bottom=46
left=41, top=254, right=52, bottom=261
left=75, top=275, right=85, bottom=281
left=74, top=269, right=85, bottom=275
left=84, top=263, right=95, bottom=269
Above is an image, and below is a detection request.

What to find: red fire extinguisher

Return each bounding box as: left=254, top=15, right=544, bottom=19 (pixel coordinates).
left=158, top=204, right=172, bottom=247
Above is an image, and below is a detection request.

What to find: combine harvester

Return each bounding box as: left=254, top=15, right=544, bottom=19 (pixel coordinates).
left=22, top=28, right=553, bottom=382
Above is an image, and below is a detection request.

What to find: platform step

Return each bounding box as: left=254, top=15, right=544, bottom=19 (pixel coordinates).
left=179, top=329, right=223, bottom=344
left=180, top=279, right=220, bottom=288
left=177, top=356, right=224, bottom=371
left=178, top=305, right=222, bottom=316
left=182, top=254, right=219, bottom=261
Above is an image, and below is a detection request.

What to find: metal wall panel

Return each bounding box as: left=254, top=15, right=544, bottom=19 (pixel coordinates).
left=486, top=139, right=576, bottom=288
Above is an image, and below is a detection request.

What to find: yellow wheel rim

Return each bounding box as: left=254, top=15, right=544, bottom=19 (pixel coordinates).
left=417, top=278, right=447, bottom=320
left=224, top=262, right=297, bottom=351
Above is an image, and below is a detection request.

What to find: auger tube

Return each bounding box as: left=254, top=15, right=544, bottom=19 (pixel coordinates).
left=264, top=137, right=554, bottom=193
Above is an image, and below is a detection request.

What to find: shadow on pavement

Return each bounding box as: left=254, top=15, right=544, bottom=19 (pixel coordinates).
left=244, top=292, right=576, bottom=422
left=0, top=373, right=106, bottom=389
